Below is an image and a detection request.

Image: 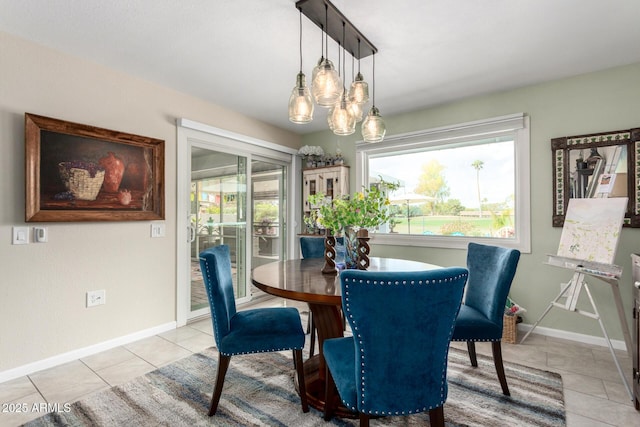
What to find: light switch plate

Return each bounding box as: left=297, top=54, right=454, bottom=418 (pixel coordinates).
left=151, top=222, right=165, bottom=238
left=12, top=227, right=29, bottom=245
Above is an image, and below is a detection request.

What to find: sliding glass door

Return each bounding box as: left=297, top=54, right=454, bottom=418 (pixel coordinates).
left=177, top=120, right=299, bottom=325
left=189, top=149, right=248, bottom=317
left=251, top=159, right=287, bottom=270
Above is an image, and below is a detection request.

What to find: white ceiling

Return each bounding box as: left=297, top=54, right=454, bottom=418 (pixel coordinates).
left=2, top=0, right=640, bottom=135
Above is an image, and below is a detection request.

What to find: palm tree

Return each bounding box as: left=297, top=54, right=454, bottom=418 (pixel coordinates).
left=471, top=160, right=484, bottom=218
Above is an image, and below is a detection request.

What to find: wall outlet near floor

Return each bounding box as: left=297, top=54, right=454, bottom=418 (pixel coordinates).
left=87, top=290, right=106, bottom=307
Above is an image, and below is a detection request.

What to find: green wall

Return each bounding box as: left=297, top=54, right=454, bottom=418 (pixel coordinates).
left=302, top=62, right=640, bottom=343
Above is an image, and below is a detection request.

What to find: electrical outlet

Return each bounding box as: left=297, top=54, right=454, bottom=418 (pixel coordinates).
left=150, top=222, right=165, bottom=238
left=87, top=290, right=106, bottom=307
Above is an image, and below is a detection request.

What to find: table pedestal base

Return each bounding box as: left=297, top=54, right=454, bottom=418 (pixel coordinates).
left=297, top=355, right=357, bottom=419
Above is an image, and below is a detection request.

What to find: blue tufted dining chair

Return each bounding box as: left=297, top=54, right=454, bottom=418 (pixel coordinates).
left=451, top=242, right=521, bottom=396
left=299, top=236, right=326, bottom=259
left=199, top=245, right=309, bottom=416
left=323, top=267, right=468, bottom=426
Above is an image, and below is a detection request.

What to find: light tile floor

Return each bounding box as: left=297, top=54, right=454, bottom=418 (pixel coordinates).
left=1, top=297, right=638, bottom=426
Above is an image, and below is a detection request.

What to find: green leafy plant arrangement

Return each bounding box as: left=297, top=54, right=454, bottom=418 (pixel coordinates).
left=306, top=178, right=399, bottom=234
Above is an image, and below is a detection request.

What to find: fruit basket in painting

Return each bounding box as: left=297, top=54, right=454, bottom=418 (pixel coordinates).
left=58, top=161, right=105, bottom=201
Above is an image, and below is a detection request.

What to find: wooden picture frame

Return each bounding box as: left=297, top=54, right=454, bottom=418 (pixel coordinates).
left=25, top=113, right=165, bottom=222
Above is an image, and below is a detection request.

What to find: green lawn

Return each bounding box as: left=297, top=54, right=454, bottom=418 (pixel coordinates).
left=391, top=215, right=502, bottom=237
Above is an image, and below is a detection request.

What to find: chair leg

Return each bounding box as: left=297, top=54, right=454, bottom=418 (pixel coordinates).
left=429, top=406, right=445, bottom=427
left=209, top=354, right=231, bottom=416
left=492, top=341, right=510, bottom=396
left=309, top=315, right=316, bottom=357
left=359, top=413, right=370, bottom=427
left=323, top=365, right=337, bottom=421
left=293, top=349, right=309, bottom=413
left=466, top=341, right=478, bottom=367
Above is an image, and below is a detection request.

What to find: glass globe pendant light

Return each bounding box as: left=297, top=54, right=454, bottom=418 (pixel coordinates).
left=311, top=4, right=342, bottom=107
left=331, top=92, right=355, bottom=135
left=289, top=72, right=313, bottom=124
left=348, top=40, right=369, bottom=105
left=288, top=10, right=313, bottom=124
left=362, top=53, right=386, bottom=142
left=332, top=96, right=355, bottom=135
left=349, top=72, right=369, bottom=104
left=362, top=105, right=385, bottom=142
left=312, top=58, right=342, bottom=107
left=329, top=23, right=355, bottom=135
left=347, top=55, right=364, bottom=123
left=348, top=98, right=364, bottom=123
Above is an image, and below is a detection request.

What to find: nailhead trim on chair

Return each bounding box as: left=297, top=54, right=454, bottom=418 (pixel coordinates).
left=450, top=303, right=501, bottom=342
left=342, top=273, right=468, bottom=415
left=219, top=347, right=304, bottom=356
left=200, top=256, right=224, bottom=350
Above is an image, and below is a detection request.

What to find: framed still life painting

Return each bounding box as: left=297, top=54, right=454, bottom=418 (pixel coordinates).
left=25, top=113, right=165, bottom=222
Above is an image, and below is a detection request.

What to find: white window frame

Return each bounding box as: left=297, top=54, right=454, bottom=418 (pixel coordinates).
left=355, top=113, right=531, bottom=253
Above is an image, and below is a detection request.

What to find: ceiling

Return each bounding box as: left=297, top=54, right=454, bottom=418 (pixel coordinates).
left=2, top=0, right=640, bottom=135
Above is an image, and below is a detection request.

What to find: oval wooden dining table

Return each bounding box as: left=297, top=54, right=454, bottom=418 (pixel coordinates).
left=251, top=256, right=440, bottom=417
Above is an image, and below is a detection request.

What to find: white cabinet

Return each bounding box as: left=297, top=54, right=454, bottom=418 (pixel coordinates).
left=302, top=165, right=349, bottom=212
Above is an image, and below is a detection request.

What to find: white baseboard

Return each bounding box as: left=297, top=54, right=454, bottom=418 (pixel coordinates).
left=0, top=321, right=177, bottom=384
left=518, top=323, right=628, bottom=351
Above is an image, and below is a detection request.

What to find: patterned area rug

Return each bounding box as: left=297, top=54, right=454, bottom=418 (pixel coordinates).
left=24, top=346, right=565, bottom=426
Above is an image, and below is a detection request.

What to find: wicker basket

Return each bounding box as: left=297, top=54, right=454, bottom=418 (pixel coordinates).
left=502, top=314, right=517, bottom=344
left=58, top=162, right=105, bottom=201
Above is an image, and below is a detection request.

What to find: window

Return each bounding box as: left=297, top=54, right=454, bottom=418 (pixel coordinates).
left=356, top=113, right=530, bottom=252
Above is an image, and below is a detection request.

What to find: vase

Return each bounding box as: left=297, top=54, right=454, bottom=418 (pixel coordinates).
left=322, top=230, right=338, bottom=275
left=99, top=152, right=125, bottom=193
left=344, top=227, right=359, bottom=269
left=356, top=228, right=370, bottom=270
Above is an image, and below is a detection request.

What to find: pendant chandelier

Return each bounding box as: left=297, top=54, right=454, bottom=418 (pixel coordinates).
left=290, top=0, right=385, bottom=142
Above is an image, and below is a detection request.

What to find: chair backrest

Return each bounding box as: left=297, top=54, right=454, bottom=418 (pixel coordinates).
left=464, top=242, right=521, bottom=326
left=299, top=236, right=325, bottom=259
left=299, top=236, right=345, bottom=259
left=339, top=267, right=468, bottom=414
left=199, top=245, right=237, bottom=348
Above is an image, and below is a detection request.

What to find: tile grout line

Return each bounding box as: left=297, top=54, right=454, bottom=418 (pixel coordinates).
left=26, top=376, right=47, bottom=404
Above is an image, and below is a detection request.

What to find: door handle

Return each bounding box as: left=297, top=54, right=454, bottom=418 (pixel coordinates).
left=189, top=224, right=196, bottom=243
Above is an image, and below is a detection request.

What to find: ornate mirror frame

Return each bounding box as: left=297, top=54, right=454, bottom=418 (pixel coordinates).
left=551, top=127, right=640, bottom=227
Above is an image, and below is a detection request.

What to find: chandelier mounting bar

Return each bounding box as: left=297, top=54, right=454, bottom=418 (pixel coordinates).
left=295, top=0, right=377, bottom=59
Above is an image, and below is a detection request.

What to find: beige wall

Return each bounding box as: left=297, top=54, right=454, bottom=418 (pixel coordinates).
left=0, top=31, right=300, bottom=372
left=303, top=62, right=640, bottom=342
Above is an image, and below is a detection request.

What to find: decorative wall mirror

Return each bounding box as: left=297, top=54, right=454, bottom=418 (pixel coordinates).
left=551, top=127, right=639, bottom=227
